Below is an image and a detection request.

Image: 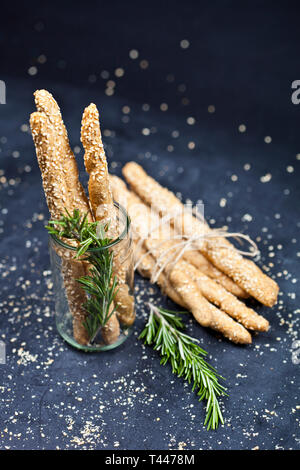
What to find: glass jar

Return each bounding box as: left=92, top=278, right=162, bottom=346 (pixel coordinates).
left=49, top=203, right=135, bottom=352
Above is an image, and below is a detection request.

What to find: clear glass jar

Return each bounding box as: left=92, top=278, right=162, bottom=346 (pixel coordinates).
left=49, top=203, right=135, bottom=352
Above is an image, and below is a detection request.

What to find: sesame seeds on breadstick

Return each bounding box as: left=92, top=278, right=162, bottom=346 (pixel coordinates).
left=30, top=106, right=90, bottom=345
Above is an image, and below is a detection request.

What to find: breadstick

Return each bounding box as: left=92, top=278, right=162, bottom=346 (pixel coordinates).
left=81, top=103, right=114, bottom=224
left=81, top=105, right=134, bottom=328
left=30, top=111, right=89, bottom=344
left=61, top=259, right=90, bottom=345
left=101, top=302, right=120, bottom=345
left=178, top=260, right=269, bottom=332
left=169, top=265, right=252, bottom=344
left=34, top=90, right=92, bottom=219
left=122, top=162, right=279, bottom=307
left=182, top=250, right=248, bottom=298
left=141, top=234, right=251, bottom=343
left=30, top=112, right=69, bottom=220
left=138, top=236, right=251, bottom=343
left=113, top=264, right=135, bottom=326
left=144, top=235, right=268, bottom=331
left=144, top=236, right=252, bottom=343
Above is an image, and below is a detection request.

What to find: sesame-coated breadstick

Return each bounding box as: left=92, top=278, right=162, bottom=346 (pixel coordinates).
left=144, top=236, right=251, bottom=343
left=182, top=250, right=248, bottom=298
left=81, top=105, right=134, bottom=328
left=101, top=301, right=120, bottom=345
left=144, top=235, right=268, bottom=332
left=30, top=110, right=89, bottom=345
left=169, top=265, right=252, bottom=344
left=112, top=265, right=135, bottom=326
left=81, top=103, right=114, bottom=224
left=122, top=162, right=279, bottom=307
left=61, top=258, right=90, bottom=345
left=34, top=90, right=92, bottom=219
left=30, top=112, right=69, bottom=220
left=177, top=260, right=269, bottom=332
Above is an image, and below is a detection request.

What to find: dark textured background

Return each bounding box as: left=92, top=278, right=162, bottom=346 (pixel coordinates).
left=0, top=0, right=299, bottom=450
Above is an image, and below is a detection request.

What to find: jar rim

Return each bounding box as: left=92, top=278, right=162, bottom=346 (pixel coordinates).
left=49, top=202, right=131, bottom=252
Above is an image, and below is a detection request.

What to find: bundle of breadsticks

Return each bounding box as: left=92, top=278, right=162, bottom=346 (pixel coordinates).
left=110, top=163, right=279, bottom=344
left=30, top=90, right=135, bottom=346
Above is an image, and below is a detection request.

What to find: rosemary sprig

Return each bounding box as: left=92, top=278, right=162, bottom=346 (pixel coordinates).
left=46, top=208, right=103, bottom=257
left=139, top=303, right=227, bottom=430
left=46, top=209, right=118, bottom=342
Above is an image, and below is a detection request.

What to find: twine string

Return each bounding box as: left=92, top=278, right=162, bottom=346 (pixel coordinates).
left=133, top=206, right=260, bottom=283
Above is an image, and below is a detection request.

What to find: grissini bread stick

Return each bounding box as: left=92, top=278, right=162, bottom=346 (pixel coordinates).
left=110, top=174, right=246, bottom=298
left=145, top=236, right=268, bottom=332
left=101, top=301, right=120, bottom=345
left=81, top=103, right=120, bottom=335
left=178, top=260, right=269, bottom=332
left=30, top=111, right=89, bottom=345
left=112, top=266, right=135, bottom=326
left=61, top=259, right=90, bottom=345
left=81, top=103, right=114, bottom=224
left=169, top=265, right=252, bottom=344
left=122, top=162, right=279, bottom=307
left=182, top=250, right=248, bottom=298
left=30, top=112, right=69, bottom=220
left=81, top=104, right=134, bottom=328
left=144, top=236, right=251, bottom=343
left=34, top=90, right=93, bottom=220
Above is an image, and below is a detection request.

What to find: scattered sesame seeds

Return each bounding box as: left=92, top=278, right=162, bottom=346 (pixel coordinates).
left=100, top=70, right=109, bottom=79
left=115, top=67, right=124, bottom=77
left=28, top=66, right=38, bottom=76
left=180, top=39, right=190, bottom=49
left=37, top=54, right=47, bottom=64
left=187, top=116, right=195, bottom=125
left=122, top=106, right=130, bottom=114
left=139, top=60, right=149, bottom=69
left=260, top=173, right=272, bottom=183
left=129, top=49, right=139, bottom=59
